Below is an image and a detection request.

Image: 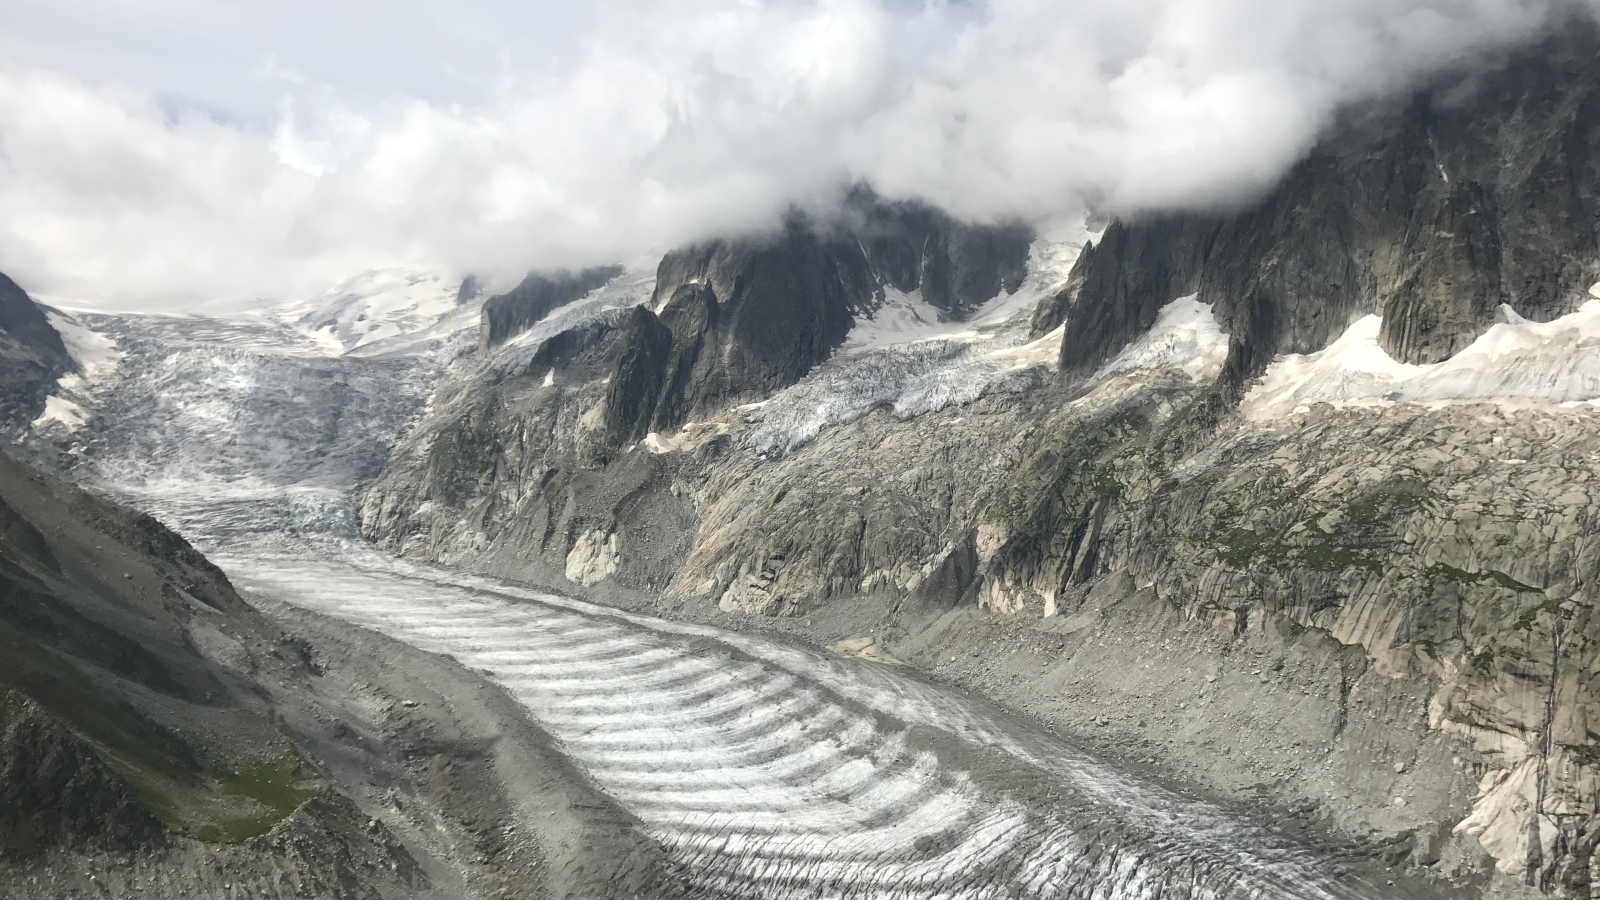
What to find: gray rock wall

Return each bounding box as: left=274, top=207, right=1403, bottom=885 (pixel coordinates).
left=478, top=266, right=622, bottom=351
left=0, top=273, right=73, bottom=439
left=1033, top=22, right=1600, bottom=397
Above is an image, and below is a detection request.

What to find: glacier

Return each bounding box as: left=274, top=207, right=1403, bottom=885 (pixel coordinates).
left=29, top=248, right=1455, bottom=900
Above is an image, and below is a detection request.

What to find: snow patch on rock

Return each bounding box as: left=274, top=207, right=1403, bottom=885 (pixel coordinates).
left=31, top=309, right=124, bottom=431
left=642, top=422, right=728, bottom=454
left=1243, top=300, right=1600, bottom=419
left=1093, top=295, right=1228, bottom=384
left=839, top=288, right=950, bottom=355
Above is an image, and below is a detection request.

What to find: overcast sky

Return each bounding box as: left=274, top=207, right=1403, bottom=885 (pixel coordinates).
left=0, top=0, right=1590, bottom=311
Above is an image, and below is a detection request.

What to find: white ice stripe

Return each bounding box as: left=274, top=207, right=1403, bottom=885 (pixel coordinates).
left=581, top=738, right=851, bottom=787
left=624, top=793, right=964, bottom=840
left=739, top=807, right=1026, bottom=887
left=501, top=656, right=759, bottom=695
left=564, top=702, right=851, bottom=755
left=561, top=717, right=858, bottom=771
left=489, top=673, right=744, bottom=713
left=580, top=710, right=852, bottom=756
left=441, top=636, right=652, bottom=662
left=463, top=644, right=684, bottom=671
left=659, top=795, right=994, bottom=865
left=468, top=657, right=725, bottom=690
left=452, top=648, right=705, bottom=682
left=516, top=671, right=802, bottom=719
left=606, top=749, right=930, bottom=815
left=548, top=695, right=827, bottom=747
left=326, top=595, right=584, bottom=629
left=505, top=681, right=816, bottom=730
left=522, top=692, right=823, bottom=741
left=384, top=617, right=622, bottom=643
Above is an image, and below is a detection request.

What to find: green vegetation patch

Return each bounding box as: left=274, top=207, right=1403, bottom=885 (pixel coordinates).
left=98, top=746, right=318, bottom=843
left=1347, top=475, right=1437, bottom=527
left=196, top=752, right=321, bottom=842
left=1426, top=562, right=1544, bottom=595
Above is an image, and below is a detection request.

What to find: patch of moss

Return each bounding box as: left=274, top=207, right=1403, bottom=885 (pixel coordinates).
left=1211, top=525, right=1382, bottom=575
left=1567, top=742, right=1600, bottom=770
left=194, top=752, right=320, bottom=842
left=1426, top=562, right=1544, bottom=595
left=94, top=746, right=317, bottom=843
left=1300, top=543, right=1384, bottom=574
left=1347, top=475, right=1437, bottom=528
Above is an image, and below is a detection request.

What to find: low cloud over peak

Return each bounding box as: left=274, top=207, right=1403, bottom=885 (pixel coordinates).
left=0, top=0, right=1592, bottom=311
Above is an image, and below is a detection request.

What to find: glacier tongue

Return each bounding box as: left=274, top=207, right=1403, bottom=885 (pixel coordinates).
left=225, top=541, right=1414, bottom=900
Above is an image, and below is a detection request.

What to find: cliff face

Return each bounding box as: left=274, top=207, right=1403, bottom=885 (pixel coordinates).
left=608, top=198, right=1031, bottom=442
left=1033, top=24, right=1600, bottom=397
left=0, top=274, right=73, bottom=438
left=357, top=21, right=1600, bottom=900
left=0, top=446, right=318, bottom=846
left=479, top=266, right=623, bottom=351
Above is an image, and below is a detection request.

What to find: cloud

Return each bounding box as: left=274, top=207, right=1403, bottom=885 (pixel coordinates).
left=0, top=0, right=1591, bottom=310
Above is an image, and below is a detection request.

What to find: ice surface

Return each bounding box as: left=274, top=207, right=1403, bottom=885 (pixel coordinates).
left=1243, top=300, right=1600, bottom=419
left=219, top=540, right=1388, bottom=900
left=287, top=268, right=465, bottom=354
left=58, top=313, right=434, bottom=544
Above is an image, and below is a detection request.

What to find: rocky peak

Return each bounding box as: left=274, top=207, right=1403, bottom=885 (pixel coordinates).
left=594, top=200, right=1033, bottom=449
left=1035, top=20, right=1600, bottom=399
left=479, top=265, right=624, bottom=351
left=840, top=186, right=1032, bottom=319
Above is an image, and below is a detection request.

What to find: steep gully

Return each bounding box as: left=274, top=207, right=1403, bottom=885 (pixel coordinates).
left=26, top=307, right=1443, bottom=898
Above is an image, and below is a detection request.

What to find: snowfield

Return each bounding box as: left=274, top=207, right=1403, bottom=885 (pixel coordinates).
left=30, top=308, right=125, bottom=430
left=287, top=268, right=467, bottom=354
left=1092, top=295, right=1229, bottom=385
